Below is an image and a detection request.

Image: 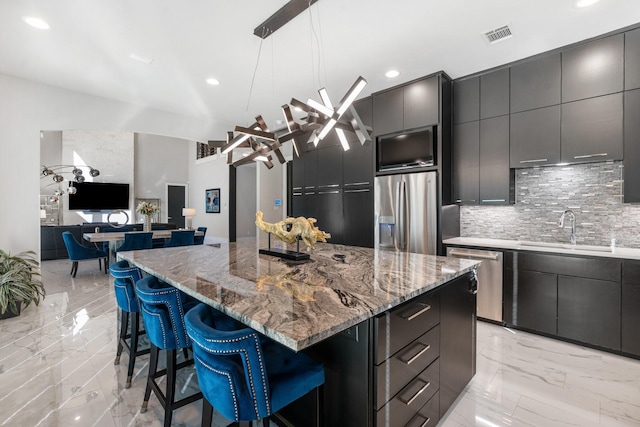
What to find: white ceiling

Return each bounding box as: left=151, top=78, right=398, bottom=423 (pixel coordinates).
left=2, top=0, right=640, bottom=135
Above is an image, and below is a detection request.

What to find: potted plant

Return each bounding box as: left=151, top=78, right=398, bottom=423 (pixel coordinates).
left=0, top=249, right=45, bottom=319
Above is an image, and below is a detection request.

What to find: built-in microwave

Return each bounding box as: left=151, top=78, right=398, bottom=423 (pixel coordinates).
left=376, top=126, right=435, bottom=173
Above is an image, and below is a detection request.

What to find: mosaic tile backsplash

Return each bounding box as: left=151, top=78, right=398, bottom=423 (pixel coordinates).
left=460, top=161, right=640, bottom=248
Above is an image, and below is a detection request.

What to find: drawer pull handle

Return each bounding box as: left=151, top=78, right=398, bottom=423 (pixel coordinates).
left=520, top=158, right=547, bottom=164
left=400, top=303, right=431, bottom=321
left=345, top=181, right=370, bottom=186
left=399, top=343, right=431, bottom=365
left=318, top=190, right=340, bottom=195
left=481, top=199, right=506, bottom=203
left=448, top=250, right=500, bottom=260
left=344, top=189, right=370, bottom=193
left=399, top=379, right=430, bottom=406
left=406, top=414, right=431, bottom=427
left=574, top=153, right=607, bottom=159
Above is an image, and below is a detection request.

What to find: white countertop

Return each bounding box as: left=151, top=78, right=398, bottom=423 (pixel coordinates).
left=443, top=237, right=640, bottom=261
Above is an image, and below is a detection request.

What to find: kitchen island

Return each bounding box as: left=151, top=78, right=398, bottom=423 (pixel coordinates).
left=118, top=239, right=479, bottom=426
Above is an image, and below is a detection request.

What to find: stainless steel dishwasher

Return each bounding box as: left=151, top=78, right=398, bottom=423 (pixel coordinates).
left=446, top=247, right=503, bottom=322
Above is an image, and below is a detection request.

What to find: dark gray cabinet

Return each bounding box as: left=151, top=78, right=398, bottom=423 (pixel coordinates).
left=316, top=145, right=343, bottom=189
left=561, top=93, right=623, bottom=163
left=625, top=28, right=640, bottom=90
left=343, top=188, right=373, bottom=248
left=624, top=89, right=640, bottom=203
left=479, top=115, right=513, bottom=204
left=510, top=53, right=561, bottom=113
left=438, top=272, right=476, bottom=419
left=404, top=77, right=439, bottom=130
left=373, top=77, right=439, bottom=135
left=562, top=34, right=624, bottom=103
left=452, top=121, right=479, bottom=204
left=372, top=87, right=404, bottom=136
left=510, top=105, right=561, bottom=167
left=480, top=69, right=509, bottom=119
left=558, top=275, right=621, bottom=350
left=622, top=260, right=640, bottom=356
left=316, top=191, right=343, bottom=243
left=504, top=268, right=558, bottom=335
left=453, top=77, right=479, bottom=124
left=303, top=149, right=318, bottom=192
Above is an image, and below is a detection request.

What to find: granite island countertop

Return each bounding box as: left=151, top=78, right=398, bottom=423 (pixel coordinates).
left=118, top=239, right=479, bottom=351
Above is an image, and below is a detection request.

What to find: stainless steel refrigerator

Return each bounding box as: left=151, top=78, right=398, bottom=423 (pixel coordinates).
left=374, top=171, right=437, bottom=255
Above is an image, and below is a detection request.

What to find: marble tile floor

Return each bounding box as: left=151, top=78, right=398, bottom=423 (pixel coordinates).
left=1, top=259, right=639, bottom=426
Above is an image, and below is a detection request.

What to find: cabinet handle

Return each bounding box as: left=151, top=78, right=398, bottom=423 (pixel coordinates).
left=293, top=192, right=303, bottom=196
left=345, top=182, right=370, bottom=186
left=305, top=192, right=315, bottom=195
left=305, top=186, right=315, bottom=190
left=318, top=184, right=340, bottom=188
left=400, top=303, right=431, bottom=321
left=318, top=190, right=340, bottom=195
left=574, top=153, right=607, bottom=159
left=399, top=379, right=431, bottom=406
left=481, top=199, right=506, bottom=203
left=520, top=158, right=548, bottom=164
left=455, top=199, right=477, bottom=203
left=344, top=189, right=370, bottom=193
left=448, top=250, right=500, bottom=260
left=405, top=414, right=431, bottom=427
left=399, top=342, right=431, bottom=365
left=293, top=187, right=303, bottom=191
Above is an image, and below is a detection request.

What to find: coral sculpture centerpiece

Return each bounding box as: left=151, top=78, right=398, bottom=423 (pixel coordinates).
left=255, top=211, right=331, bottom=250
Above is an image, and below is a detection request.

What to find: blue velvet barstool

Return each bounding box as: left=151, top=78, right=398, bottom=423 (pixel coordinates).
left=135, top=275, right=201, bottom=427
left=194, top=227, right=207, bottom=245
left=109, top=260, right=149, bottom=388
left=185, top=303, right=325, bottom=427
left=165, top=229, right=195, bottom=247
left=61, top=231, right=108, bottom=277
left=116, top=232, right=153, bottom=252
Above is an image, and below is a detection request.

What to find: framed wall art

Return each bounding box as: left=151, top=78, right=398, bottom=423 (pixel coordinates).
left=205, top=188, right=220, bottom=213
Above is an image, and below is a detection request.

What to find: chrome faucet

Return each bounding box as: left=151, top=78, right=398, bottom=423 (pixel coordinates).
left=559, top=209, right=576, bottom=245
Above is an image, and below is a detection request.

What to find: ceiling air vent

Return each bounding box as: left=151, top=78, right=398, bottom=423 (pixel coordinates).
left=484, top=25, right=513, bottom=44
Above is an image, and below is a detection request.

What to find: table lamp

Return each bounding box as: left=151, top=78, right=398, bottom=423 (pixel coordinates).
left=182, top=208, right=196, bottom=229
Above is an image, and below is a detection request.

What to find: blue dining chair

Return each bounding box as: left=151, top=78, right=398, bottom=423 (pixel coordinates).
left=185, top=303, right=325, bottom=427
left=61, top=231, right=108, bottom=277
left=116, top=232, right=153, bottom=252
left=194, top=227, right=207, bottom=245
left=109, top=260, right=149, bottom=388
left=164, top=230, right=195, bottom=247
left=135, top=275, right=202, bottom=427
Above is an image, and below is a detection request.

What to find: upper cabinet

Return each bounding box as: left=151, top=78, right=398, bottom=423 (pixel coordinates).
left=373, top=76, right=439, bottom=135
left=453, top=77, right=479, bottom=124
left=480, top=68, right=509, bottom=119
left=562, top=34, right=624, bottom=103
left=510, top=105, right=561, bottom=167
left=480, top=115, right=513, bottom=204
left=510, top=53, right=561, bottom=113
left=626, top=28, right=640, bottom=90
left=343, top=98, right=373, bottom=186
left=404, top=77, right=439, bottom=130
left=561, top=93, right=623, bottom=163
left=624, top=89, right=640, bottom=203
left=452, top=121, right=479, bottom=204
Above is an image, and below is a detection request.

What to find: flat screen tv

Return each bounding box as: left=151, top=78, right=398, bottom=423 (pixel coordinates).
left=68, top=182, right=130, bottom=211
left=377, top=127, right=435, bottom=172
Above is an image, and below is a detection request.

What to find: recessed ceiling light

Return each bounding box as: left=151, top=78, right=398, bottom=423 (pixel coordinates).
left=22, top=16, right=50, bottom=30
left=385, top=70, right=400, bottom=78
left=206, top=78, right=220, bottom=86
left=576, top=0, right=600, bottom=7
left=129, top=53, right=153, bottom=64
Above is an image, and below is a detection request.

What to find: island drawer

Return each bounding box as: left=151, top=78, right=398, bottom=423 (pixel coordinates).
left=375, top=358, right=440, bottom=427
left=375, top=293, right=440, bottom=365
left=375, top=325, right=440, bottom=409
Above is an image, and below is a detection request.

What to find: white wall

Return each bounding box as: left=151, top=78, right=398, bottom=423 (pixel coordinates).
left=188, top=146, right=230, bottom=239
left=0, top=72, right=226, bottom=255
left=256, top=160, right=285, bottom=224
left=135, top=133, right=190, bottom=223
left=236, top=164, right=257, bottom=238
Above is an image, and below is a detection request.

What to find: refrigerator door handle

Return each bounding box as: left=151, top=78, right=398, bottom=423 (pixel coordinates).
left=398, top=180, right=407, bottom=250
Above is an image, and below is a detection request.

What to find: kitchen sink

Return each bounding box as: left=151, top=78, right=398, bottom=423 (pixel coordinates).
left=517, top=241, right=613, bottom=253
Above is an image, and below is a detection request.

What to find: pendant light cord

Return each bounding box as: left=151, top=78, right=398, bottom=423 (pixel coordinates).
left=246, top=27, right=267, bottom=113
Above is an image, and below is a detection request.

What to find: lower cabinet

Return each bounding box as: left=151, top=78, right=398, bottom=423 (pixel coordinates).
left=504, top=268, right=557, bottom=335
left=343, top=188, right=374, bottom=248
left=504, top=250, right=629, bottom=355
left=558, top=276, right=621, bottom=350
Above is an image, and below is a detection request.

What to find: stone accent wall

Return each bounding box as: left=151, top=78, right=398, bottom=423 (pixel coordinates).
left=460, top=161, right=640, bottom=248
